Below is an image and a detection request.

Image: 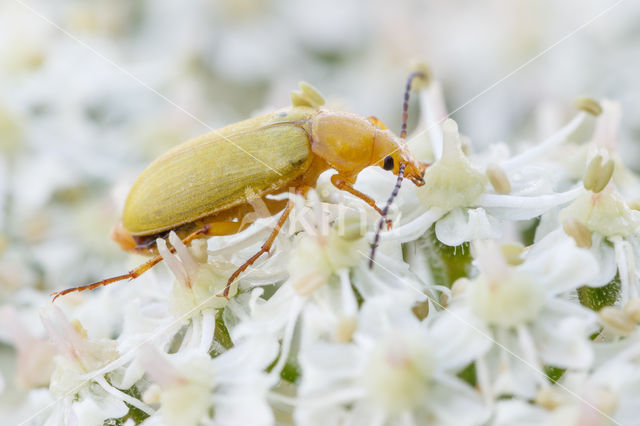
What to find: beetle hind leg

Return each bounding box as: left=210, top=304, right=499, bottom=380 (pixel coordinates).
left=220, top=201, right=294, bottom=299
left=51, top=256, right=164, bottom=302
left=51, top=222, right=244, bottom=302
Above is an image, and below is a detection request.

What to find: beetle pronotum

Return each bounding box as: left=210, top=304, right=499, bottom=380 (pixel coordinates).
left=52, top=72, right=429, bottom=301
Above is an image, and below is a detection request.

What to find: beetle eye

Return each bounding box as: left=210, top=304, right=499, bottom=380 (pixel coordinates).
left=383, top=155, right=394, bottom=171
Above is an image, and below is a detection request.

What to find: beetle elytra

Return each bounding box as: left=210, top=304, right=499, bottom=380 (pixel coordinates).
left=52, top=72, right=429, bottom=301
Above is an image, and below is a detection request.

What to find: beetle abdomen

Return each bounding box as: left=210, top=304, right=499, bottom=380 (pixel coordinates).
left=123, top=108, right=314, bottom=235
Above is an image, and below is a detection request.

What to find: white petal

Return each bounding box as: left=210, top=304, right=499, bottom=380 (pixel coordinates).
left=435, top=207, right=501, bottom=246
left=520, top=230, right=598, bottom=294
left=477, top=185, right=582, bottom=221
left=377, top=207, right=446, bottom=243
left=544, top=298, right=599, bottom=326
left=355, top=293, right=422, bottom=338
left=532, top=313, right=594, bottom=369
left=592, top=358, right=640, bottom=391
left=499, top=112, right=585, bottom=171
left=346, top=401, right=387, bottom=426
left=486, top=334, right=540, bottom=399
left=74, top=389, right=129, bottom=426
left=294, top=404, right=351, bottom=426
left=493, top=400, right=548, bottom=426
left=112, top=358, right=146, bottom=390
left=214, top=385, right=274, bottom=426
left=298, top=343, right=364, bottom=399
left=429, top=306, right=493, bottom=371
left=215, top=336, right=280, bottom=376
left=428, top=374, right=491, bottom=426
left=629, top=235, right=640, bottom=278
left=586, top=234, right=618, bottom=287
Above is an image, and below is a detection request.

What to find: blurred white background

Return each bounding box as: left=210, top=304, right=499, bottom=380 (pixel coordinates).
left=0, top=0, right=638, bottom=295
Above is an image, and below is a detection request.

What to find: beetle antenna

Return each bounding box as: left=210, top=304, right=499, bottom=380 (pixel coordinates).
left=369, top=162, right=405, bottom=269
left=400, top=71, right=427, bottom=139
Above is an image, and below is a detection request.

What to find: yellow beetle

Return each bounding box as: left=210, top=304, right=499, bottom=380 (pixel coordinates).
left=52, top=72, right=429, bottom=301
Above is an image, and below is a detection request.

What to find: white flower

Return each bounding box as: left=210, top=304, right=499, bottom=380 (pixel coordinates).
left=288, top=203, right=368, bottom=297
left=6, top=6, right=640, bottom=423
left=499, top=332, right=640, bottom=426
left=156, top=232, right=234, bottom=317
left=554, top=103, right=640, bottom=303
left=139, top=335, right=277, bottom=426
left=451, top=235, right=599, bottom=399
left=558, top=186, right=640, bottom=302
left=40, top=306, right=119, bottom=395
left=0, top=306, right=55, bottom=388
left=588, top=100, right=640, bottom=200
left=378, top=84, right=585, bottom=250
left=140, top=345, right=216, bottom=426
left=417, top=119, right=488, bottom=212
left=39, top=306, right=139, bottom=425
left=294, top=294, right=491, bottom=426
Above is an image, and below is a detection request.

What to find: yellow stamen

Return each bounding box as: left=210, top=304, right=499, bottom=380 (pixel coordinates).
left=573, top=96, right=603, bottom=116
left=562, top=218, right=592, bottom=248
left=486, top=163, right=511, bottom=194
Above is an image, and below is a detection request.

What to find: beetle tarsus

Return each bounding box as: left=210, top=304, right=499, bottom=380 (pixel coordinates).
left=50, top=272, right=135, bottom=302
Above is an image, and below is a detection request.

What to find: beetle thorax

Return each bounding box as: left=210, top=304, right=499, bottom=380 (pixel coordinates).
left=310, top=110, right=377, bottom=177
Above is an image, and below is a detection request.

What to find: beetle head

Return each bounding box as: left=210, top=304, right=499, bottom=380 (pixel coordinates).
left=310, top=110, right=428, bottom=184
left=373, top=129, right=428, bottom=186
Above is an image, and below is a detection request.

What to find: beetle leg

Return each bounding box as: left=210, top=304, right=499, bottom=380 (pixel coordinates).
left=220, top=201, right=294, bottom=299
left=330, top=174, right=392, bottom=230
left=51, top=255, right=166, bottom=302
left=51, top=222, right=245, bottom=302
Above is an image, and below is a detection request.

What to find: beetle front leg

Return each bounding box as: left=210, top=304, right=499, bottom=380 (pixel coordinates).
left=330, top=174, right=392, bottom=230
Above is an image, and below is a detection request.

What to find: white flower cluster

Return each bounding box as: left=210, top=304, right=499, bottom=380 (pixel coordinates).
left=4, top=3, right=640, bottom=425
left=11, top=78, right=639, bottom=426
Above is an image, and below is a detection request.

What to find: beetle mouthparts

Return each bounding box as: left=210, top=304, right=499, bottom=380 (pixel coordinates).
left=411, top=176, right=425, bottom=186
